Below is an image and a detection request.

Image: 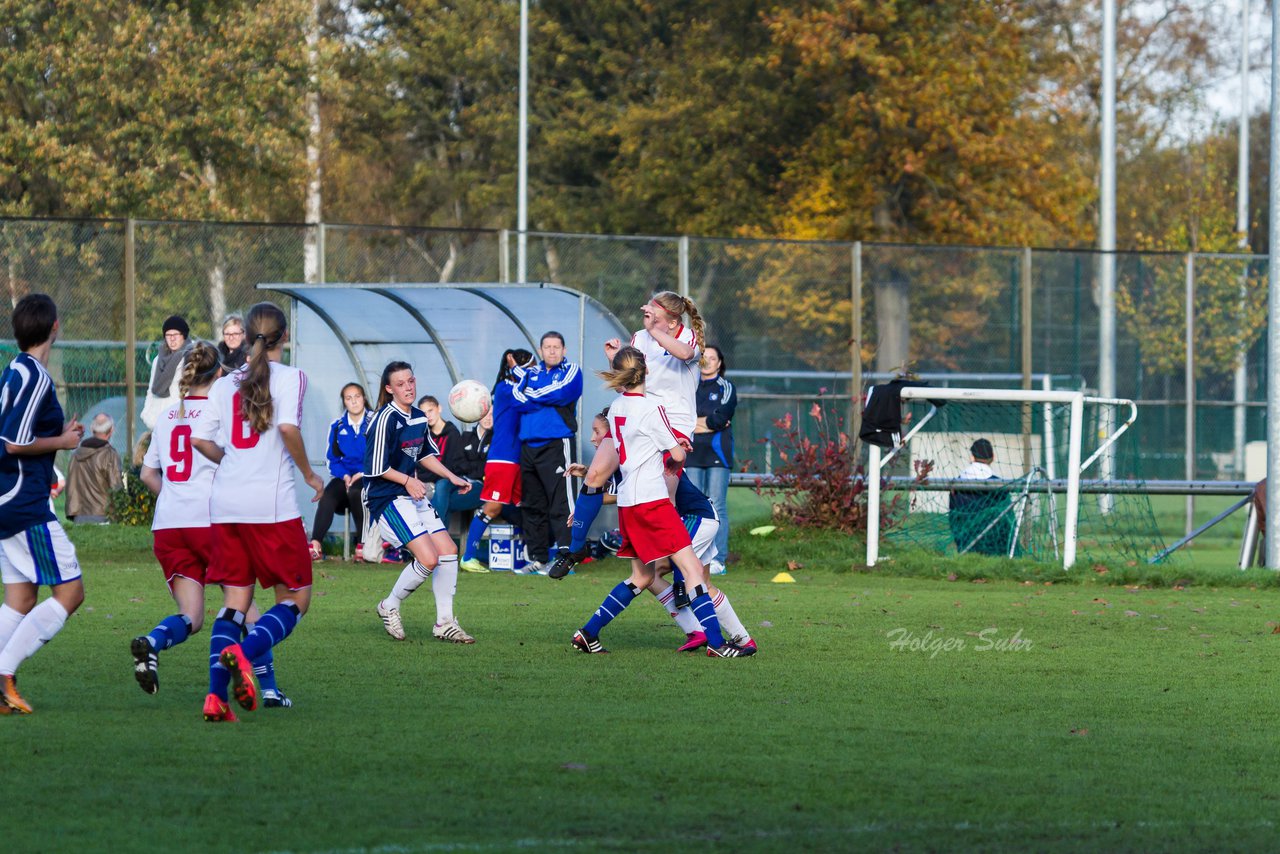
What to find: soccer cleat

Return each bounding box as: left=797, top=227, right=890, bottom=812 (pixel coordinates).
left=381, top=547, right=404, bottom=564
left=741, top=638, right=758, bottom=653
left=459, top=557, right=490, bottom=574
left=433, top=618, right=476, bottom=644
left=677, top=631, right=708, bottom=652
left=548, top=548, right=587, bottom=580
left=354, top=543, right=364, bottom=562
left=671, top=579, right=690, bottom=610
left=707, top=641, right=756, bottom=659
left=202, top=692, right=238, bottom=723
left=515, top=560, right=546, bottom=576
left=262, top=688, right=293, bottom=708
left=1, top=675, right=32, bottom=714
left=709, top=560, right=727, bottom=576
left=377, top=600, right=406, bottom=640
left=219, top=644, right=259, bottom=711
left=571, top=629, right=608, bottom=654
left=131, top=636, right=159, bottom=695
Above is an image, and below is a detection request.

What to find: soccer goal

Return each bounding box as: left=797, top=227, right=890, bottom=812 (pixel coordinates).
left=865, top=387, right=1164, bottom=569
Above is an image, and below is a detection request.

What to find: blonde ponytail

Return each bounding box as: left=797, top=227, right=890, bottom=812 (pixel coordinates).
left=598, top=346, right=647, bottom=391
left=177, top=341, right=221, bottom=417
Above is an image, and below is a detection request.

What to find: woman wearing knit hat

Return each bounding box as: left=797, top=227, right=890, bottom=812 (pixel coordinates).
left=141, top=315, right=193, bottom=429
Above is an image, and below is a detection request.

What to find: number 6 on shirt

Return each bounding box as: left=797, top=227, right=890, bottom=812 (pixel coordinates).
left=230, top=391, right=260, bottom=449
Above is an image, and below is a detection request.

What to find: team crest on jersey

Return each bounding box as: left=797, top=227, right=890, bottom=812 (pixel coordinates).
left=709, top=393, right=719, bottom=401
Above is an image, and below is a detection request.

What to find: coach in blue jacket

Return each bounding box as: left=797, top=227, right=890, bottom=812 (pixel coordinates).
left=512, top=332, right=583, bottom=572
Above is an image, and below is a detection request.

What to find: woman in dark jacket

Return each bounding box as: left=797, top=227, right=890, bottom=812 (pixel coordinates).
left=686, top=345, right=736, bottom=575
left=217, top=314, right=249, bottom=372
left=309, top=382, right=373, bottom=560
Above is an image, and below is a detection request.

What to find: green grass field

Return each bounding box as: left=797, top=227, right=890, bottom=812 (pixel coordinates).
left=4, top=491, right=1280, bottom=852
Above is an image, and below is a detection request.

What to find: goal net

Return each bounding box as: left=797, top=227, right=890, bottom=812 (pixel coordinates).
left=865, top=388, right=1166, bottom=569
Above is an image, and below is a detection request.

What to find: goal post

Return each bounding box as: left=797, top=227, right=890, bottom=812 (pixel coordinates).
left=865, top=387, right=1141, bottom=569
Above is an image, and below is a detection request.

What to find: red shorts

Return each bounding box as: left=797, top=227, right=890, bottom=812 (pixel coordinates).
left=617, top=499, right=692, bottom=564
left=208, top=520, right=312, bottom=591
left=153, top=527, right=213, bottom=590
left=481, top=460, right=521, bottom=505
left=663, top=429, right=691, bottom=477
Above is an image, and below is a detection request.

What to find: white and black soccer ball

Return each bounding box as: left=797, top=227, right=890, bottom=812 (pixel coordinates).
left=448, top=379, right=492, bottom=424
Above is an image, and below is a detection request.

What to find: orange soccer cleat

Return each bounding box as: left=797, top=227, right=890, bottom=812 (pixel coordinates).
left=202, top=693, right=239, bottom=723
left=219, top=644, right=259, bottom=711
left=2, top=675, right=33, bottom=714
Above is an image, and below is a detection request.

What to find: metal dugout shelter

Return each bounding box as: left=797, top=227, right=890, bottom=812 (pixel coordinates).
left=258, top=283, right=629, bottom=518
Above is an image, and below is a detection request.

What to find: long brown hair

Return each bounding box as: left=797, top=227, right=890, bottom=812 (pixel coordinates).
left=651, top=290, right=706, bottom=353
left=240, top=302, right=287, bottom=434
left=598, top=346, right=647, bottom=392
left=377, top=361, right=413, bottom=410
left=177, top=341, right=222, bottom=417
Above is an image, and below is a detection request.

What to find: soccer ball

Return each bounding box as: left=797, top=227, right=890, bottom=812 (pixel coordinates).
left=448, top=379, right=491, bottom=423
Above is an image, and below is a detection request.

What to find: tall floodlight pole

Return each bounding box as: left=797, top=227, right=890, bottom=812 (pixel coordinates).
left=1234, top=0, right=1251, bottom=477
left=517, top=0, right=529, bottom=283
left=1266, top=0, right=1280, bottom=568
left=1099, top=0, right=1117, bottom=507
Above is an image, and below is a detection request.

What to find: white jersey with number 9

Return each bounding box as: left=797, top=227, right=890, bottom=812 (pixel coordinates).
left=192, top=362, right=307, bottom=524
left=143, top=396, right=218, bottom=531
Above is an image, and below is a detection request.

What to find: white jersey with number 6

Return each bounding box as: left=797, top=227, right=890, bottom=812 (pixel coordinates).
left=144, top=396, right=217, bottom=531
left=607, top=391, right=680, bottom=508
left=192, top=362, right=307, bottom=524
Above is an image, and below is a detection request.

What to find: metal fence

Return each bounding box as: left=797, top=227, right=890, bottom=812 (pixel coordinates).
left=0, top=216, right=1268, bottom=494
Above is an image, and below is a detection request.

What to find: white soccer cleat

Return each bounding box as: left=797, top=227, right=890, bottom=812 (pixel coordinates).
left=433, top=618, right=476, bottom=644
left=709, top=560, right=727, bottom=576
left=376, top=600, right=406, bottom=640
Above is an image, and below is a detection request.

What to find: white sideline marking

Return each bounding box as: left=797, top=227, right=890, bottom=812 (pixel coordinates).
left=269, top=818, right=1279, bottom=853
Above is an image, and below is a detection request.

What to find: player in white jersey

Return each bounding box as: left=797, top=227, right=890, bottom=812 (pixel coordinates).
left=129, top=342, right=290, bottom=707
left=190, top=302, right=325, bottom=723
left=569, top=347, right=752, bottom=658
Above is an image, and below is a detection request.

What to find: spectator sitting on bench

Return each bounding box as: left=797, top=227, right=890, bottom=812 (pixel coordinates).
left=948, top=438, right=1015, bottom=556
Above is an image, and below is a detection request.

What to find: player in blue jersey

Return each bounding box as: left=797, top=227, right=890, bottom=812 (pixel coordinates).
left=368, top=361, right=477, bottom=643
left=0, top=294, right=86, bottom=713
left=459, top=348, right=532, bottom=572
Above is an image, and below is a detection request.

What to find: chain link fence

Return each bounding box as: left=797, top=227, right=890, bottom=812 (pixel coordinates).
left=0, top=216, right=1269, bottom=493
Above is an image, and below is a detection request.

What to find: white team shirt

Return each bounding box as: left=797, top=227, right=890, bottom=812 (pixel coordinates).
left=192, top=362, right=307, bottom=524
left=608, top=392, right=680, bottom=507
left=144, top=396, right=217, bottom=531
left=631, top=326, right=699, bottom=436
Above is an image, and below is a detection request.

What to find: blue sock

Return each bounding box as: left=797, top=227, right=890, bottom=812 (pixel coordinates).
left=690, top=592, right=726, bottom=648
left=240, top=603, right=301, bottom=661
left=672, top=567, right=686, bottom=585
left=583, top=581, right=640, bottom=637
left=207, top=613, right=244, bottom=699
left=463, top=514, right=492, bottom=562
left=252, top=647, right=278, bottom=692
left=146, top=613, right=192, bottom=651
left=571, top=491, right=604, bottom=553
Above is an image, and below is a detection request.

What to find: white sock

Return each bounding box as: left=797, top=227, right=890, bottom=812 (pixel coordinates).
left=0, top=598, right=69, bottom=675
left=712, top=590, right=750, bottom=643
left=0, top=604, right=26, bottom=653
left=655, top=587, right=701, bottom=633
left=385, top=560, right=432, bottom=609
left=433, top=555, right=459, bottom=624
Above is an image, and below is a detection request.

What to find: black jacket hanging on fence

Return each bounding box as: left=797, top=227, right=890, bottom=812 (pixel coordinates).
left=859, top=379, right=931, bottom=449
